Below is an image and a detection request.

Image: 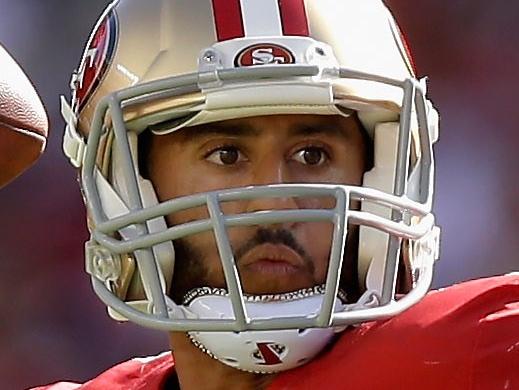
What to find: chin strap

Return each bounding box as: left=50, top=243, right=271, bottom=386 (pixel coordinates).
left=183, top=286, right=347, bottom=373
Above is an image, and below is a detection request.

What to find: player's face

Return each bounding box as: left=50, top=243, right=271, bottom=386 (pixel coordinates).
left=147, top=115, right=367, bottom=302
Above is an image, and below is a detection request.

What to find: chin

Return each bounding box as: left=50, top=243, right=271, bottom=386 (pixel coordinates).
left=239, top=270, right=319, bottom=296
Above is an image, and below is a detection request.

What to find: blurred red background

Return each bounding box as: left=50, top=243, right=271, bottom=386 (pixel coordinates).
left=0, top=1, right=517, bottom=388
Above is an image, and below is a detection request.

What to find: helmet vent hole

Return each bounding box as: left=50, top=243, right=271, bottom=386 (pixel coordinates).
left=223, top=357, right=239, bottom=367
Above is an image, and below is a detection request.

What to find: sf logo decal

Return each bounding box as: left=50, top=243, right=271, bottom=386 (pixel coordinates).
left=235, top=44, right=295, bottom=67
left=252, top=48, right=287, bottom=65
left=73, top=11, right=117, bottom=110
left=252, top=342, right=287, bottom=365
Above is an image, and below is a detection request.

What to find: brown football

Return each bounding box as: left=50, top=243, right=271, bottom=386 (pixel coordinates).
left=0, top=43, right=48, bottom=188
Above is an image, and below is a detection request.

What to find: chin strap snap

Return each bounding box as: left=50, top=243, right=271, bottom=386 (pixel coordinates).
left=85, top=239, right=122, bottom=284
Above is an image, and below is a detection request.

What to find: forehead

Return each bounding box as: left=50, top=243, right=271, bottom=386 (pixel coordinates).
left=173, top=114, right=362, bottom=141
left=221, top=114, right=353, bottom=128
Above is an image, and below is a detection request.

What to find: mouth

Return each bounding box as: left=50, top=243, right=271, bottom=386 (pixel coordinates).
left=239, top=243, right=307, bottom=276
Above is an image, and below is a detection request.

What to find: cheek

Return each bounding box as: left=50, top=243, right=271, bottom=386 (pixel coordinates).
left=332, top=148, right=366, bottom=186
left=175, top=231, right=226, bottom=285
left=290, top=149, right=365, bottom=187
left=296, top=222, right=334, bottom=277
left=153, top=166, right=205, bottom=201
left=154, top=164, right=250, bottom=205
left=150, top=142, right=226, bottom=202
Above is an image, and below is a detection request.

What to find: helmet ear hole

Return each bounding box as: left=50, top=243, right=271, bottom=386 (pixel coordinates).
left=222, top=357, right=239, bottom=367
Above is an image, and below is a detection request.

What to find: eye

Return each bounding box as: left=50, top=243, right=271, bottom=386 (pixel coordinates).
left=292, top=147, right=328, bottom=166
left=205, top=146, right=245, bottom=166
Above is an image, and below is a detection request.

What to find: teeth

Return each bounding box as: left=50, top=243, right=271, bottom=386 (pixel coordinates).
left=182, top=284, right=347, bottom=305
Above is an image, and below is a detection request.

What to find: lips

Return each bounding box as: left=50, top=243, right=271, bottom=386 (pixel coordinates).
left=239, top=243, right=306, bottom=275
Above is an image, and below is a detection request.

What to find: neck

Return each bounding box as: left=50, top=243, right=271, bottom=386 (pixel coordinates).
left=169, top=332, right=275, bottom=390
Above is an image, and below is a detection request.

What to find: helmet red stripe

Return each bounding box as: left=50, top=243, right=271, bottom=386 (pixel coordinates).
left=391, top=20, right=417, bottom=76
left=211, top=0, right=245, bottom=41
left=278, top=0, right=309, bottom=36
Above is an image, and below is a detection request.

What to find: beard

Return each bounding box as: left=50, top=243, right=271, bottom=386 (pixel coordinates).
left=169, top=236, right=208, bottom=304
left=169, top=226, right=360, bottom=305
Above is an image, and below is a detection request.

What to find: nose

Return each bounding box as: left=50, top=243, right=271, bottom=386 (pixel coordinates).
left=245, top=154, right=299, bottom=214
left=245, top=192, right=299, bottom=214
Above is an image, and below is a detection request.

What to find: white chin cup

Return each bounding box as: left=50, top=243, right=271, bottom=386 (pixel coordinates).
left=185, top=290, right=346, bottom=373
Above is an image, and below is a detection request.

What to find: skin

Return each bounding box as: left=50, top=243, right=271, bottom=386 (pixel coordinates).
left=146, top=114, right=367, bottom=390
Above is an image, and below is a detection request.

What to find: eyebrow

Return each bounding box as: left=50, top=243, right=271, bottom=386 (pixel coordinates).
left=176, top=118, right=353, bottom=143
left=179, top=122, right=260, bottom=141
left=288, top=123, right=351, bottom=139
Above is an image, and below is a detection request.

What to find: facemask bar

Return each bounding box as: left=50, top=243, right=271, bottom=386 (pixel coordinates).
left=379, top=77, right=431, bottom=305
left=81, top=65, right=438, bottom=332
left=87, top=183, right=435, bottom=331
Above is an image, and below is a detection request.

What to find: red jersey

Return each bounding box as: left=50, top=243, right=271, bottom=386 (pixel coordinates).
left=34, top=275, right=519, bottom=390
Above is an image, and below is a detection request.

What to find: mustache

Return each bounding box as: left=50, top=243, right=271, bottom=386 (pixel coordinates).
left=170, top=227, right=320, bottom=303
left=234, top=228, right=314, bottom=269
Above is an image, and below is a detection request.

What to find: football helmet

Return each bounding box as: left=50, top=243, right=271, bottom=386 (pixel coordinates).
left=61, top=0, right=440, bottom=373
